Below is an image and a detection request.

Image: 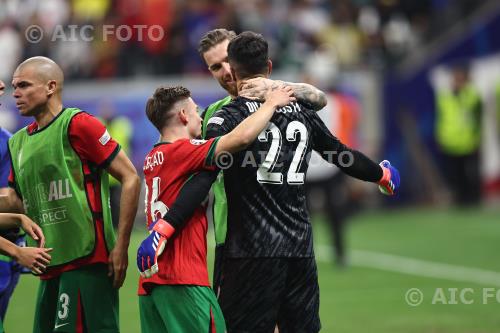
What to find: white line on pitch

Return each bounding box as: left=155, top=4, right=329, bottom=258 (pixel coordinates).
left=315, top=245, right=500, bottom=287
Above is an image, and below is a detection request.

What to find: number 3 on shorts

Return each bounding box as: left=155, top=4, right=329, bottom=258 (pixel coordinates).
left=58, top=293, right=70, bottom=320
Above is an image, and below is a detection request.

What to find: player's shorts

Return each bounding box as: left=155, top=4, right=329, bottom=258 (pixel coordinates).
left=33, top=264, right=118, bottom=333
left=218, top=257, right=321, bottom=333
left=212, top=244, right=225, bottom=297
left=139, top=285, right=225, bottom=333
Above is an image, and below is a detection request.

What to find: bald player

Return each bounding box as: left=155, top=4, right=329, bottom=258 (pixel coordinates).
left=3, top=57, right=140, bottom=333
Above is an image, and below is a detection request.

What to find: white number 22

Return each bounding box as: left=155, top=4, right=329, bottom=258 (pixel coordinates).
left=257, top=121, right=308, bottom=185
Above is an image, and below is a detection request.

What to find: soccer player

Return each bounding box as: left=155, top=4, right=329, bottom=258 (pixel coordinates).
left=214, top=31, right=399, bottom=332
left=3, top=57, right=141, bottom=333
left=0, top=80, right=52, bottom=333
left=164, top=28, right=328, bottom=294
left=136, top=85, right=295, bottom=333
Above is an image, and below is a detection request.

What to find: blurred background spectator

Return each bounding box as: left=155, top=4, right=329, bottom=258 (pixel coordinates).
left=434, top=64, right=482, bottom=205
left=0, top=0, right=487, bottom=82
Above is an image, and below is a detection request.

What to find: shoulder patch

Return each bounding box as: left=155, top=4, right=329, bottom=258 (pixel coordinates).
left=190, top=139, right=208, bottom=146
left=207, top=116, right=224, bottom=126
left=99, top=129, right=111, bottom=145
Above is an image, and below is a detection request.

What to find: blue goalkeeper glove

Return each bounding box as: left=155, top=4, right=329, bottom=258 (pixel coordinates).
left=377, top=160, right=400, bottom=195
left=137, top=218, right=175, bottom=278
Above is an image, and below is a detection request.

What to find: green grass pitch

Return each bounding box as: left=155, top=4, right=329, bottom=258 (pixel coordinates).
left=5, top=207, right=500, bottom=332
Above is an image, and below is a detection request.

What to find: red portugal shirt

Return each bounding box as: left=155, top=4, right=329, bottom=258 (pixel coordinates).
left=9, top=110, right=120, bottom=279
left=138, top=138, right=218, bottom=295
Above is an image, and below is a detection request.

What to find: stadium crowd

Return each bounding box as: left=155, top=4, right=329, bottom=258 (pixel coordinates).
left=0, top=0, right=483, bottom=82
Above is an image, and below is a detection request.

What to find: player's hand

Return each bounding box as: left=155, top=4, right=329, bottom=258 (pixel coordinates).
left=108, top=241, right=129, bottom=288
left=136, top=218, right=175, bottom=278
left=377, top=160, right=400, bottom=195
left=239, top=77, right=284, bottom=101
left=13, top=246, right=52, bottom=275
left=264, top=86, right=296, bottom=109
left=18, top=214, right=45, bottom=248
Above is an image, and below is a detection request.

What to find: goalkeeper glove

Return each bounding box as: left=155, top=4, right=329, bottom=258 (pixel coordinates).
left=136, top=218, right=175, bottom=278
left=377, top=160, right=400, bottom=195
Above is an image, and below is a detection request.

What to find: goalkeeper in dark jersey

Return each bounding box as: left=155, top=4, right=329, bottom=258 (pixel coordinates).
left=164, top=32, right=400, bottom=332
left=195, top=28, right=328, bottom=295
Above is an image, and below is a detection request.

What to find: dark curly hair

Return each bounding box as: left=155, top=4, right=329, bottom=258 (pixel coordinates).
left=227, top=31, right=269, bottom=80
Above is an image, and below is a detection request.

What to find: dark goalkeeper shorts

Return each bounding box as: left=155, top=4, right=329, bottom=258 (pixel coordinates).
left=218, top=257, right=320, bottom=333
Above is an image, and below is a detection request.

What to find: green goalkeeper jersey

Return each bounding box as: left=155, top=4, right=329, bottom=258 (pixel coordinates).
left=202, top=96, right=232, bottom=245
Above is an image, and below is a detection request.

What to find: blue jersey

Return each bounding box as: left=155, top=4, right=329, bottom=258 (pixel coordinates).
left=0, top=127, right=21, bottom=323
left=0, top=128, right=12, bottom=188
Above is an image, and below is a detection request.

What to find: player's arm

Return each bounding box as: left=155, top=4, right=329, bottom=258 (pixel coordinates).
left=239, top=77, right=327, bottom=111
left=0, top=189, right=23, bottom=213
left=310, top=111, right=400, bottom=195
left=215, top=86, right=295, bottom=155
left=69, top=112, right=141, bottom=288
left=0, top=213, right=45, bottom=247
left=0, top=235, right=52, bottom=274
left=106, top=150, right=141, bottom=287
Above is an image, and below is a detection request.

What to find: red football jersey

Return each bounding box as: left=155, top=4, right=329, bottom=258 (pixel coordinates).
left=139, top=138, right=218, bottom=295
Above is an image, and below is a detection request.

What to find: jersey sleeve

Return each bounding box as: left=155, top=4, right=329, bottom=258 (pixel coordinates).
left=0, top=130, right=12, bottom=188
left=0, top=147, right=10, bottom=189
left=173, top=138, right=220, bottom=172
left=205, top=107, right=239, bottom=139
left=308, top=111, right=382, bottom=182
left=162, top=170, right=219, bottom=230
left=68, top=112, right=121, bottom=168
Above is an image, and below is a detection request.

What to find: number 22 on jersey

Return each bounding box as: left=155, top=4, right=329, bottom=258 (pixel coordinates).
left=257, top=121, right=308, bottom=185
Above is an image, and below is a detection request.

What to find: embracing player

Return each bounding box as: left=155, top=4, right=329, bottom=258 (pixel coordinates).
left=136, top=85, right=295, bottom=333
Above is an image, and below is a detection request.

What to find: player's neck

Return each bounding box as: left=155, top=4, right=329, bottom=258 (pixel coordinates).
left=160, top=126, right=190, bottom=143
left=236, top=74, right=267, bottom=94
left=34, top=100, right=64, bottom=129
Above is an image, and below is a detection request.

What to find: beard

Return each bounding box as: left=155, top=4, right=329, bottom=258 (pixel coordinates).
left=220, top=79, right=237, bottom=96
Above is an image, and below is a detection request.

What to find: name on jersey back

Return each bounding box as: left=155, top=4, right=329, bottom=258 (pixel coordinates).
left=143, top=151, right=164, bottom=171
left=245, top=101, right=301, bottom=114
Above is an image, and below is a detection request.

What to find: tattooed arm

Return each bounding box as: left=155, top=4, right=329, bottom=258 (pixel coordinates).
left=239, top=77, right=327, bottom=111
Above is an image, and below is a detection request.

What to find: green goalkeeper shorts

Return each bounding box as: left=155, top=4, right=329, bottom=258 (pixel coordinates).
left=33, top=264, right=119, bottom=333
left=139, top=285, right=225, bottom=333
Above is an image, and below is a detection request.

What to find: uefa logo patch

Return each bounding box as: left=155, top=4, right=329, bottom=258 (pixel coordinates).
left=99, top=130, right=111, bottom=145
left=190, top=139, right=207, bottom=145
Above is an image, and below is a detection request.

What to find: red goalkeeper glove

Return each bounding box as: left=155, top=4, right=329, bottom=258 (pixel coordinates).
left=377, top=160, right=400, bottom=195
left=136, top=218, right=175, bottom=278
